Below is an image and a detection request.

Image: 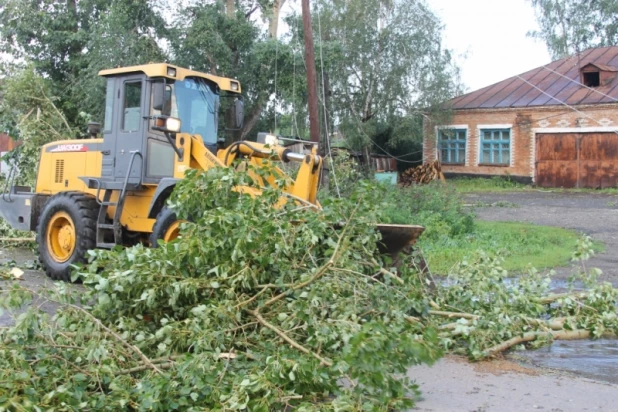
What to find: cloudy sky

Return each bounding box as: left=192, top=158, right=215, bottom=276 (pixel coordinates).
left=279, top=0, right=552, bottom=93
left=428, top=0, right=551, bottom=92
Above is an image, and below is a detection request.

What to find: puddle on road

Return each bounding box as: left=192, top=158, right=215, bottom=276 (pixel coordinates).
left=517, top=339, right=618, bottom=384
left=518, top=277, right=618, bottom=384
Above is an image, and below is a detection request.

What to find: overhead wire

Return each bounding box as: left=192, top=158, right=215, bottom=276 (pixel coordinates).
left=316, top=0, right=341, bottom=197
left=541, top=64, right=618, bottom=103
left=515, top=74, right=618, bottom=137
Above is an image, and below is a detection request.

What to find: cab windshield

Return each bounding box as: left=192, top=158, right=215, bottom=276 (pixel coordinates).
left=171, top=78, right=219, bottom=145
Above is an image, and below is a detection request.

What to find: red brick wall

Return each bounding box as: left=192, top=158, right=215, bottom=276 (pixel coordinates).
left=423, top=104, right=618, bottom=181
left=0, top=133, right=18, bottom=152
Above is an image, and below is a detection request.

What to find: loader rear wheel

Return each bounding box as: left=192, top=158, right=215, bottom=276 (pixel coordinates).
left=37, top=192, right=98, bottom=282
left=150, top=207, right=185, bottom=246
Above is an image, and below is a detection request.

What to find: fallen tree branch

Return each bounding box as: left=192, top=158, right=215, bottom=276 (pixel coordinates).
left=428, top=310, right=478, bottom=320
left=535, top=292, right=590, bottom=304
left=483, top=329, right=616, bottom=358
left=523, top=317, right=573, bottom=331
left=116, top=353, right=239, bottom=376
left=248, top=309, right=333, bottom=367
left=377, top=268, right=404, bottom=285
left=116, top=361, right=175, bottom=376
left=63, top=304, right=163, bottom=375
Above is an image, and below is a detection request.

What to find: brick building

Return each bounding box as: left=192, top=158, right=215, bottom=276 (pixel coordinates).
left=0, top=133, right=19, bottom=176
left=423, top=46, right=618, bottom=188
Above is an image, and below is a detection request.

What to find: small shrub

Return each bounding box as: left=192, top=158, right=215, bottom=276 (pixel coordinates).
left=379, top=181, right=475, bottom=241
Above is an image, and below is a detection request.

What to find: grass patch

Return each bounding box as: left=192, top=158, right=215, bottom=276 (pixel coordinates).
left=450, top=176, right=529, bottom=193
left=450, top=176, right=618, bottom=194
left=373, top=180, right=603, bottom=276
left=420, top=220, right=600, bottom=275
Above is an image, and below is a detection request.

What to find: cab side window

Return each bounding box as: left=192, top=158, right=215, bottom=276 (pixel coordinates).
left=123, top=82, right=142, bottom=132
left=103, top=78, right=115, bottom=133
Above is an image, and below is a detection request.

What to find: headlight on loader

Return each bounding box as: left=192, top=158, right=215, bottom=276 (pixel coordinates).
left=153, top=116, right=182, bottom=133
left=165, top=117, right=181, bottom=133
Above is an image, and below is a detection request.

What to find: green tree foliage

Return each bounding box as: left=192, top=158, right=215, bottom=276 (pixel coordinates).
left=308, top=0, right=462, bottom=157
left=168, top=1, right=294, bottom=142
left=529, top=0, right=618, bottom=59
left=0, top=66, right=77, bottom=185
left=0, top=166, right=441, bottom=409
left=1, top=0, right=461, bottom=163
left=0, top=0, right=167, bottom=128
left=1, top=171, right=617, bottom=408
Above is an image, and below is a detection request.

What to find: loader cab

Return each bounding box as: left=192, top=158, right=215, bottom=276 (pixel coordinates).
left=98, top=64, right=241, bottom=186
left=99, top=73, right=217, bottom=186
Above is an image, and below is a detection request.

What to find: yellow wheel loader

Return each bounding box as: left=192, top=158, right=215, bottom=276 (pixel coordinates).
left=0, top=63, right=423, bottom=281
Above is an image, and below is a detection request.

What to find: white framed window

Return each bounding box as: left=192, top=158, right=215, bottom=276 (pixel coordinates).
left=438, top=128, right=467, bottom=164
left=479, top=128, right=511, bottom=165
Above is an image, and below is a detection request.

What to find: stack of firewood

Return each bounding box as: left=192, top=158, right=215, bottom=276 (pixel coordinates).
left=400, top=160, right=446, bottom=186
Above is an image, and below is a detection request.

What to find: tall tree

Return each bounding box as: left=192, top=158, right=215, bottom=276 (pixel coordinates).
left=169, top=0, right=292, bottom=142
left=289, top=0, right=462, bottom=159
left=0, top=0, right=167, bottom=129
left=529, top=0, right=618, bottom=59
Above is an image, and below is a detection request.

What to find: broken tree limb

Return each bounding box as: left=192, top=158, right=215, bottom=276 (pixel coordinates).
left=535, top=292, right=590, bottom=304
left=523, top=317, right=573, bottom=331
left=483, top=329, right=616, bottom=359
left=428, top=310, right=478, bottom=320
left=248, top=309, right=333, bottom=367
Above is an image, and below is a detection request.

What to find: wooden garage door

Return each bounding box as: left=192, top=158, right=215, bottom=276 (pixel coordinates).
left=536, top=132, right=618, bottom=188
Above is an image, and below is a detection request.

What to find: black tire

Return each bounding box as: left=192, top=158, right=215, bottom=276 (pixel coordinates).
left=150, top=207, right=182, bottom=247
left=36, top=192, right=98, bottom=282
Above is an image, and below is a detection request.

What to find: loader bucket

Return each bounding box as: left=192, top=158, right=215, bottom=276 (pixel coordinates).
left=376, top=224, right=425, bottom=259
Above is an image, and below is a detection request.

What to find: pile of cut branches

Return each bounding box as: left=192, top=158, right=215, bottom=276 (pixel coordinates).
left=400, top=160, right=445, bottom=186
left=0, top=167, right=441, bottom=410
left=423, top=238, right=618, bottom=360
left=0, top=167, right=616, bottom=410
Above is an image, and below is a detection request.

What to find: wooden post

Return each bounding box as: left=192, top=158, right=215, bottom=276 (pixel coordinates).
left=302, top=0, right=320, bottom=149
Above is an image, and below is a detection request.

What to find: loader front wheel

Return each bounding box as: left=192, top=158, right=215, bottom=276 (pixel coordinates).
left=37, top=192, right=98, bottom=282
left=150, top=207, right=185, bottom=246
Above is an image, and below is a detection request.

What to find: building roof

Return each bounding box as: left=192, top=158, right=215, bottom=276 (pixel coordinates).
left=448, top=46, right=618, bottom=110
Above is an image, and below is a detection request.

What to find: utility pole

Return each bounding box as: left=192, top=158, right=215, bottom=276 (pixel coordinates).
left=301, top=0, right=320, bottom=149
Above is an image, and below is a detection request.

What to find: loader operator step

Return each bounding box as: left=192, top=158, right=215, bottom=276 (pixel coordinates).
left=84, top=178, right=142, bottom=191
left=89, top=151, right=144, bottom=249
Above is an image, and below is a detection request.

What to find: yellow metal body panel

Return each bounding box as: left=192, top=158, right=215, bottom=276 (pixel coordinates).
left=36, top=139, right=156, bottom=234
left=98, top=63, right=242, bottom=93
left=35, top=134, right=321, bottom=236
left=173, top=133, right=225, bottom=178
left=29, top=63, right=320, bottom=249
left=36, top=139, right=104, bottom=195
left=218, top=141, right=322, bottom=206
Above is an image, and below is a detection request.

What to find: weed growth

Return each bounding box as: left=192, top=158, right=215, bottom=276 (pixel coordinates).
left=378, top=181, right=475, bottom=241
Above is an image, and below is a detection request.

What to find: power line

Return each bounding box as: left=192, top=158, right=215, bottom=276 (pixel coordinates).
left=316, top=0, right=341, bottom=197
left=541, top=65, right=618, bottom=103
left=515, top=74, right=618, bottom=136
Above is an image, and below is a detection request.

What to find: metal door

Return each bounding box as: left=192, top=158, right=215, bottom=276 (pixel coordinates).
left=114, top=76, right=146, bottom=180
left=536, top=132, right=618, bottom=188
